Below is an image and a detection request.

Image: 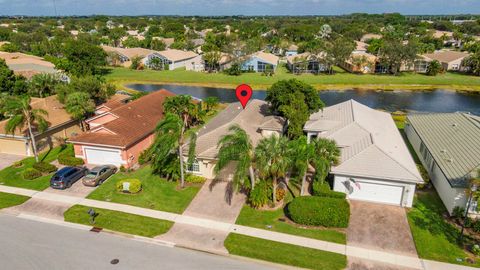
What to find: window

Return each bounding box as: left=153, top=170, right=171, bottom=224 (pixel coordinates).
left=187, top=160, right=200, bottom=173
left=257, top=61, right=273, bottom=72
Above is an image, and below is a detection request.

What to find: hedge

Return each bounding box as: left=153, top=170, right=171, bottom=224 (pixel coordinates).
left=22, top=168, right=42, bottom=180
left=33, top=162, right=57, bottom=173
left=185, top=174, right=206, bottom=184
left=312, top=181, right=346, bottom=199
left=116, top=179, right=142, bottom=194
left=288, top=196, right=350, bottom=228
left=58, top=155, right=84, bottom=166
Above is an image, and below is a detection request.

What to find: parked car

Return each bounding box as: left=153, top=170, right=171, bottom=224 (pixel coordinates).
left=50, top=166, right=88, bottom=189
left=82, top=165, right=117, bottom=187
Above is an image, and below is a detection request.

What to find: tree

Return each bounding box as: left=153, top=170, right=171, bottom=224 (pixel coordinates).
left=130, top=56, right=143, bottom=70
left=0, top=59, right=28, bottom=95
left=108, top=27, right=126, bottom=47
left=203, top=96, right=219, bottom=112
left=426, top=60, right=443, bottom=76
left=164, top=95, right=202, bottom=128
left=4, top=96, right=48, bottom=162
left=280, top=92, right=310, bottom=139
left=56, top=76, right=114, bottom=104
left=311, top=138, right=340, bottom=184
left=255, top=135, right=290, bottom=204
left=58, top=39, right=106, bottom=76
left=463, top=51, right=480, bottom=76
left=224, top=62, right=242, bottom=76
left=149, top=39, right=166, bottom=51
left=215, top=125, right=256, bottom=193
left=65, top=92, right=95, bottom=131
left=288, top=136, right=315, bottom=196
left=148, top=57, right=164, bottom=70
left=378, top=38, right=418, bottom=75
left=318, top=24, right=332, bottom=39
left=203, top=51, right=221, bottom=72
left=28, top=73, right=60, bottom=98
left=324, top=37, right=355, bottom=73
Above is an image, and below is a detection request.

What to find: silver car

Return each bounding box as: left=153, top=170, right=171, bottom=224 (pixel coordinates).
left=81, top=165, right=117, bottom=187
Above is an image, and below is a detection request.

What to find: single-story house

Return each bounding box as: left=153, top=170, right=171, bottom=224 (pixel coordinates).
left=422, top=50, right=470, bottom=71
left=0, top=95, right=82, bottom=155
left=286, top=52, right=330, bottom=74
left=341, top=52, right=377, bottom=74
left=152, top=37, right=175, bottom=48
left=101, top=46, right=156, bottom=68
left=431, top=30, right=458, bottom=46
left=146, top=49, right=201, bottom=71
left=304, top=100, right=423, bottom=207
left=184, top=99, right=285, bottom=179
left=285, top=44, right=299, bottom=57
left=0, top=51, right=65, bottom=80
left=69, top=90, right=175, bottom=168
left=203, top=52, right=234, bottom=72
left=240, top=51, right=279, bottom=73
left=94, top=93, right=132, bottom=115
left=405, top=113, right=480, bottom=215
left=353, top=41, right=368, bottom=54
left=360, top=33, right=382, bottom=42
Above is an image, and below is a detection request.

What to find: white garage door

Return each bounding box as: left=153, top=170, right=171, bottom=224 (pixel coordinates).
left=348, top=181, right=404, bottom=206
left=84, top=147, right=123, bottom=166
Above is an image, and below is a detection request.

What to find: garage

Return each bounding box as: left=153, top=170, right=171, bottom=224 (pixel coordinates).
left=347, top=181, right=404, bottom=206
left=0, top=138, right=28, bottom=155
left=84, top=147, right=123, bottom=166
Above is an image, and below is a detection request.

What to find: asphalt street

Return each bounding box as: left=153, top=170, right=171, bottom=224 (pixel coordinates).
left=0, top=214, right=277, bottom=270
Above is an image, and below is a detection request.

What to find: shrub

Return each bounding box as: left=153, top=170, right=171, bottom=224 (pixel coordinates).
left=312, top=181, right=346, bottom=199
left=116, top=179, right=142, bottom=194
left=138, top=150, right=150, bottom=165
left=185, top=174, right=206, bottom=184
left=12, top=160, right=24, bottom=168
left=473, top=220, right=480, bottom=233
left=248, top=181, right=271, bottom=208
left=452, top=206, right=465, bottom=219
left=33, top=162, right=57, bottom=173
left=288, top=196, right=350, bottom=228
left=276, top=187, right=286, bottom=202
left=22, top=168, right=42, bottom=180
left=465, top=217, right=474, bottom=228
left=472, top=245, right=480, bottom=256
left=119, top=165, right=126, bottom=172
left=58, top=155, right=84, bottom=166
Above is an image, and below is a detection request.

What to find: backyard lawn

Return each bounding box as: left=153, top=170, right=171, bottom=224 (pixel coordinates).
left=64, top=205, right=173, bottom=237
left=87, top=165, right=200, bottom=214
left=105, top=66, right=480, bottom=91
left=0, top=192, right=30, bottom=209
left=0, top=145, right=72, bottom=191
left=224, top=233, right=347, bottom=270
left=407, top=190, right=480, bottom=267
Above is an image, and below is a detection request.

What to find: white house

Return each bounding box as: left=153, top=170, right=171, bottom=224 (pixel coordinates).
left=405, top=113, right=480, bottom=215
left=146, top=49, right=201, bottom=71
left=304, top=100, right=423, bottom=207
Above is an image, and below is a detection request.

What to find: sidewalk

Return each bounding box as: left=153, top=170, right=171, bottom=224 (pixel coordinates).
left=1, top=185, right=478, bottom=270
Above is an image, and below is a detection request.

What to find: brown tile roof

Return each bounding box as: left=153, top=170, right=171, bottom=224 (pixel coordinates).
left=69, top=90, right=175, bottom=148
left=157, top=49, right=198, bottom=62
left=97, top=94, right=131, bottom=111
left=0, top=51, right=55, bottom=68
left=423, top=50, right=470, bottom=64
left=0, top=95, right=73, bottom=137
left=101, top=45, right=156, bottom=60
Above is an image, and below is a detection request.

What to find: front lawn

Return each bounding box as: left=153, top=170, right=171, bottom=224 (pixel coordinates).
left=236, top=204, right=346, bottom=244
left=87, top=165, right=200, bottom=214
left=64, top=205, right=173, bottom=237
left=0, top=192, right=30, bottom=209
left=0, top=145, right=71, bottom=191
left=224, top=233, right=347, bottom=270
left=407, top=189, right=480, bottom=267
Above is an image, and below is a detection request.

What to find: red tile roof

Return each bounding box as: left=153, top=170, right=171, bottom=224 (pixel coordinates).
left=69, top=89, right=175, bottom=148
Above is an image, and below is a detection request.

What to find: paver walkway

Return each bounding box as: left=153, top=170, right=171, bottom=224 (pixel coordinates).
left=1, top=184, right=479, bottom=270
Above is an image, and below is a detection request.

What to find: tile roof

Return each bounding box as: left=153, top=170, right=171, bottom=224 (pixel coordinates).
left=96, top=94, right=132, bottom=111
left=407, top=113, right=480, bottom=188
left=0, top=52, right=55, bottom=69
left=101, top=46, right=156, bottom=60
left=156, top=49, right=198, bottom=62
left=252, top=51, right=279, bottom=65
left=423, top=50, right=470, bottom=64
left=286, top=52, right=327, bottom=64
left=304, top=100, right=422, bottom=184
left=69, top=90, right=175, bottom=148
left=188, top=100, right=285, bottom=159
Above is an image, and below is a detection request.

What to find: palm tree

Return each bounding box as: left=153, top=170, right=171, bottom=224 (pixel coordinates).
left=4, top=96, right=48, bottom=162
left=255, top=135, right=291, bottom=204
left=288, top=136, right=315, bottom=196
left=65, top=92, right=95, bottom=131
left=311, top=138, right=340, bottom=183
left=28, top=73, right=59, bottom=98
left=164, top=95, right=199, bottom=128
left=459, top=169, right=480, bottom=243
left=215, top=125, right=256, bottom=191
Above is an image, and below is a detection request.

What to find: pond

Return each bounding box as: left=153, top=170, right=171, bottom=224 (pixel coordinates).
left=126, top=83, right=480, bottom=114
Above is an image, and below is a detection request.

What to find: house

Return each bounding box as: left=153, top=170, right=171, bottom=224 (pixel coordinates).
left=360, top=33, right=382, bottom=42
left=203, top=52, right=234, bottom=72
left=152, top=37, right=175, bottom=49
left=422, top=50, right=470, bottom=71
left=405, top=113, right=480, bottom=215
left=285, top=45, right=299, bottom=57
left=431, top=30, right=457, bottom=46
left=146, top=49, right=201, bottom=71
left=69, top=90, right=175, bottom=168
left=286, top=52, right=330, bottom=74
left=94, top=93, right=132, bottom=115
left=0, top=52, right=64, bottom=79
left=353, top=41, right=368, bottom=54
left=240, top=51, right=279, bottom=73
left=101, top=46, right=156, bottom=68
left=0, top=95, right=82, bottom=155
left=341, top=52, right=377, bottom=74
left=184, top=100, right=285, bottom=179
left=304, top=100, right=423, bottom=207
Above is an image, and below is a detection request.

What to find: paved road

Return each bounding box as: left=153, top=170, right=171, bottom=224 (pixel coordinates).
left=0, top=215, right=277, bottom=270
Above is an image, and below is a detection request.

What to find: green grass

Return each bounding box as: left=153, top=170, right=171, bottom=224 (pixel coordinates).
left=407, top=190, right=480, bottom=267
left=87, top=165, right=200, bottom=214
left=104, top=65, right=480, bottom=91
left=236, top=204, right=346, bottom=244
left=0, top=145, right=72, bottom=191
left=0, top=192, right=30, bottom=209
left=225, top=233, right=347, bottom=270
left=64, top=205, right=173, bottom=238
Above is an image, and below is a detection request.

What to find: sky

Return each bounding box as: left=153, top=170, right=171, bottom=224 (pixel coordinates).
left=1, top=0, right=480, bottom=16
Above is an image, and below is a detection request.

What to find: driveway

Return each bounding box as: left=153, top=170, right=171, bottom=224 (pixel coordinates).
left=1, top=198, right=71, bottom=220
left=347, top=200, right=417, bottom=256
left=0, top=154, right=24, bottom=170
left=44, top=179, right=97, bottom=198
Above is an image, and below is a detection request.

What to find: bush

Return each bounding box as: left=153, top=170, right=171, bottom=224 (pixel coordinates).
left=119, top=165, right=127, bottom=172
left=58, top=155, right=84, bottom=166
left=33, top=162, right=57, bottom=173
left=276, top=187, right=286, bottom=202
left=473, top=220, right=480, bottom=233
left=472, top=244, right=480, bottom=256
left=22, top=168, right=42, bottom=180
left=12, top=160, right=24, bottom=168
left=312, top=181, right=346, bottom=199
left=248, top=181, right=271, bottom=208
left=452, top=206, right=465, bottom=219
left=138, top=150, right=150, bottom=165
left=288, top=196, right=350, bottom=228
left=185, top=174, right=206, bottom=184
left=116, top=179, right=142, bottom=194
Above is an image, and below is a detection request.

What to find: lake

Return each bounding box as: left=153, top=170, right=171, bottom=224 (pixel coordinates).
left=126, top=83, right=480, bottom=114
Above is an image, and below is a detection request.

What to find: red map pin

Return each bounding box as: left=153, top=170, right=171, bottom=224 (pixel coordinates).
left=235, top=84, right=253, bottom=109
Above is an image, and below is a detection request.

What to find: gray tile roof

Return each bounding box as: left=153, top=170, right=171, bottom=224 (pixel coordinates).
left=305, top=100, right=422, bottom=184
left=407, top=113, right=480, bottom=188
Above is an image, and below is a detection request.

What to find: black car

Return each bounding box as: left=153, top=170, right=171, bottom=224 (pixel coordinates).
left=50, top=166, right=88, bottom=189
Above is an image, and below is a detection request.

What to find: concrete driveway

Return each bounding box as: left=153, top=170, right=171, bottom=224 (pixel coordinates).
left=0, top=154, right=24, bottom=170
left=44, top=179, right=97, bottom=198
left=347, top=200, right=418, bottom=256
